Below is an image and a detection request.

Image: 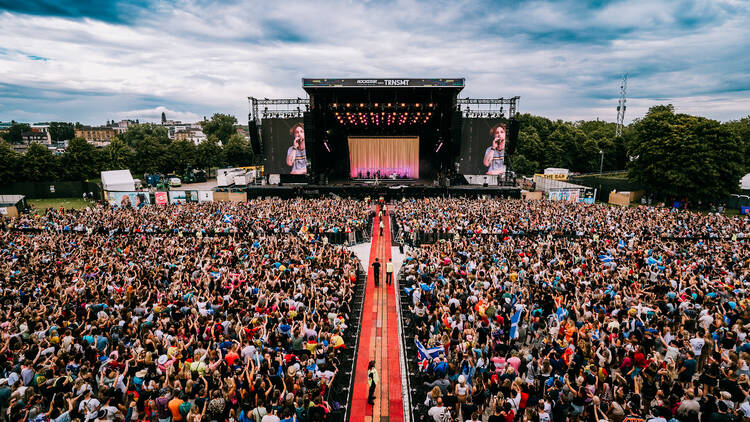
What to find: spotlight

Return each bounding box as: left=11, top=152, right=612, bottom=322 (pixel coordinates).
left=415, top=103, right=420, bottom=107
left=346, top=103, right=351, bottom=107
left=359, top=103, right=364, bottom=107
left=332, top=103, right=338, bottom=108
left=400, top=103, right=406, bottom=107
left=374, top=103, right=379, bottom=107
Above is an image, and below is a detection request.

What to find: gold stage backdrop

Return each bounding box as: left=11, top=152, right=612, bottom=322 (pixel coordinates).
left=348, top=136, right=419, bottom=179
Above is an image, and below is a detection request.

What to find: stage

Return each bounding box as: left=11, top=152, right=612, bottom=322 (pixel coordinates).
left=242, top=179, right=521, bottom=199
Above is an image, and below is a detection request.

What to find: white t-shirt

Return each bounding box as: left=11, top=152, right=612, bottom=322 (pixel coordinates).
left=689, top=337, right=705, bottom=356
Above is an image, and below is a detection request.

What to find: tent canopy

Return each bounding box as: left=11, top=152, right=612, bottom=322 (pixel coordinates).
left=101, top=170, right=135, bottom=192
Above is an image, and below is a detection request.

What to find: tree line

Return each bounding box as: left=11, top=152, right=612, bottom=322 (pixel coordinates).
left=2, top=108, right=748, bottom=205
left=0, top=114, right=255, bottom=184
left=509, top=106, right=749, bottom=204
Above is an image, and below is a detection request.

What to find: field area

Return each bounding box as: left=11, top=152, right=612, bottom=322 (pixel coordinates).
left=28, top=197, right=91, bottom=212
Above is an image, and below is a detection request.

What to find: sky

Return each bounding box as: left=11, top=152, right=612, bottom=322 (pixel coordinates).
left=0, top=0, right=749, bottom=125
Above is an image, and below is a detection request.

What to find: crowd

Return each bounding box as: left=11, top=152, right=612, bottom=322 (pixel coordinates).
left=0, top=199, right=370, bottom=422
left=6, top=199, right=371, bottom=240
left=393, top=198, right=749, bottom=241
left=397, top=198, right=750, bottom=422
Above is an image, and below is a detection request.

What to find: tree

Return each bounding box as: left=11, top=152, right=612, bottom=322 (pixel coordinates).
left=22, top=143, right=60, bottom=181
left=514, top=127, right=545, bottom=173
left=61, top=137, right=99, bottom=180
left=196, top=136, right=224, bottom=171
left=724, top=116, right=750, bottom=172
left=628, top=104, right=744, bottom=205
left=100, top=137, right=135, bottom=171
left=510, top=154, right=538, bottom=176
left=201, top=113, right=238, bottom=144
left=223, top=133, right=253, bottom=166
left=546, top=124, right=600, bottom=172
left=48, top=122, right=75, bottom=142
left=120, top=124, right=169, bottom=148
left=166, top=139, right=197, bottom=173
left=2, top=123, right=31, bottom=144
left=0, top=142, right=21, bottom=184
left=133, top=136, right=168, bottom=174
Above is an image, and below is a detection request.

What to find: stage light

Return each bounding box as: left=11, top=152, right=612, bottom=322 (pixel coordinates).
left=415, top=103, right=420, bottom=107
left=346, top=103, right=351, bottom=107
left=359, top=103, right=364, bottom=107
left=400, top=103, right=406, bottom=107
left=332, top=103, right=338, bottom=108
left=387, top=103, right=392, bottom=107
left=374, top=103, right=379, bottom=107
left=429, top=103, right=434, bottom=107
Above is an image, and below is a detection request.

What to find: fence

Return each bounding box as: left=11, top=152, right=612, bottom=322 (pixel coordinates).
left=0, top=181, right=102, bottom=199
left=569, top=175, right=642, bottom=202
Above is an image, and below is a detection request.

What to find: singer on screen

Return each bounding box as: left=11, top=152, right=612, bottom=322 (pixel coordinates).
left=483, top=123, right=506, bottom=175
left=286, top=122, right=307, bottom=175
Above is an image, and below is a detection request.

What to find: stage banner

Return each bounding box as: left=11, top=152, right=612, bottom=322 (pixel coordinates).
left=348, top=136, right=419, bottom=179
left=154, top=191, right=168, bottom=205
left=198, top=191, right=214, bottom=203
left=262, top=118, right=309, bottom=175
left=107, top=191, right=150, bottom=209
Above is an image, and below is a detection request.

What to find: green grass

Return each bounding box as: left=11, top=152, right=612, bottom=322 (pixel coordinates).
left=28, top=197, right=91, bottom=212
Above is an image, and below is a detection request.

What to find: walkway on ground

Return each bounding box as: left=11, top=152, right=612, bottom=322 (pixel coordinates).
left=350, top=206, right=404, bottom=422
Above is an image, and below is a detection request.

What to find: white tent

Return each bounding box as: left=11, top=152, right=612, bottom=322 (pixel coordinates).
left=741, top=173, right=750, bottom=190
left=101, top=170, right=135, bottom=192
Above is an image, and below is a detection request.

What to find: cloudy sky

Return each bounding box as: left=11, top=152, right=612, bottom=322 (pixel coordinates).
left=1, top=0, right=748, bottom=125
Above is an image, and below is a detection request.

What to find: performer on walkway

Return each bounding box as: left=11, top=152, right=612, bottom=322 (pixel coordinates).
left=367, top=360, right=379, bottom=405
left=372, top=257, right=381, bottom=287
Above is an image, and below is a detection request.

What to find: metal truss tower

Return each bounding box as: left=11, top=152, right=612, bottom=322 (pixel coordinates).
left=616, top=74, right=627, bottom=137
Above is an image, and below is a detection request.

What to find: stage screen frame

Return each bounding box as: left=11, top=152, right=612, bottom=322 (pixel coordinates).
left=458, top=118, right=509, bottom=175
left=262, top=118, right=309, bottom=175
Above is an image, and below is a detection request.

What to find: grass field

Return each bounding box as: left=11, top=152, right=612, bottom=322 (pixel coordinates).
left=28, top=197, right=91, bottom=212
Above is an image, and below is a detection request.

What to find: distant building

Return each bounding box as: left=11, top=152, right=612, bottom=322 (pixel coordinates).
left=174, top=128, right=207, bottom=144
left=75, top=126, right=116, bottom=145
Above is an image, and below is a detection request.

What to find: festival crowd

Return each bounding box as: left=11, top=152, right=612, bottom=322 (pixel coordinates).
left=0, top=199, right=370, bottom=422
left=396, top=198, right=750, bottom=422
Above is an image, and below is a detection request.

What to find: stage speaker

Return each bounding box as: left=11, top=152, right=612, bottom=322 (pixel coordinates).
left=483, top=183, right=488, bottom=187
left=303, top=112, right=316, bottom=176
left=450, top=111, right=463, bottom=161
left=506, top=118, right=520, bottom=157
left=248, top=118, right=262, bottom=156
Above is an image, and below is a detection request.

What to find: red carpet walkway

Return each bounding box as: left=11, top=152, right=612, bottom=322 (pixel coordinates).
left=350, top=205, right=404, bottom=422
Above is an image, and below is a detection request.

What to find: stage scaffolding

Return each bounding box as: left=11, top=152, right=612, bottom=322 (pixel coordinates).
left=457, top=97, right=520, bottom=119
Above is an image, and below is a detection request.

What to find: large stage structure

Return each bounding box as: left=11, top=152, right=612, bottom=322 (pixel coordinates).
left=248, top=78, right=520, bottom=193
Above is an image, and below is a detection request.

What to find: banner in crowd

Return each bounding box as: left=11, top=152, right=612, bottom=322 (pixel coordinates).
left=169, top=191, right=187, bottom=204
left=106, top=191, right=150, bottom=209
left=154, top=192, right=168, bottom=205
left=198, top=191, right=214, bottom=202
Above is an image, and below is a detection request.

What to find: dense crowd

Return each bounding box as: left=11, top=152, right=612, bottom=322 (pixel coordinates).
left=6, top=199, right=371, bottom=239
left=393, top=198, right=749, bottom=241
left=397, top=198, right=750, bottom=422
left=0, top=199, right=370, bottom=422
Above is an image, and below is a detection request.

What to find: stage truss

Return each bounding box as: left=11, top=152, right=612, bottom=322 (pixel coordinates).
left=457, top=97, right=519, bottom=119
left=248, top=97, right=310, bottom=123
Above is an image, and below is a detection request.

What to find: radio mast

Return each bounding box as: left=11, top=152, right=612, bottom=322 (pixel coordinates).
left=616, top=74, right=628, bottom=137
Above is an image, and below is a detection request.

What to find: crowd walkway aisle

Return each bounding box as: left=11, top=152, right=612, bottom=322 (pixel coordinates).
left=350, top=205, right=404, bottom=422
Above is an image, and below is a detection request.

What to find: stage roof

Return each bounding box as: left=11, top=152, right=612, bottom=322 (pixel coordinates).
left=302, top=78, right=465, bottom=89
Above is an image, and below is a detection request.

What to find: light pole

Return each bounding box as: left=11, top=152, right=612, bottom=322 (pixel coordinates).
left=599, top=150, right=604, bottom=175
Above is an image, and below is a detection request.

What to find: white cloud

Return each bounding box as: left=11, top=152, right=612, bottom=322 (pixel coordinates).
left=0, top=0, right=748, bottom=124
left=113, top=106, right=201, bottom=123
